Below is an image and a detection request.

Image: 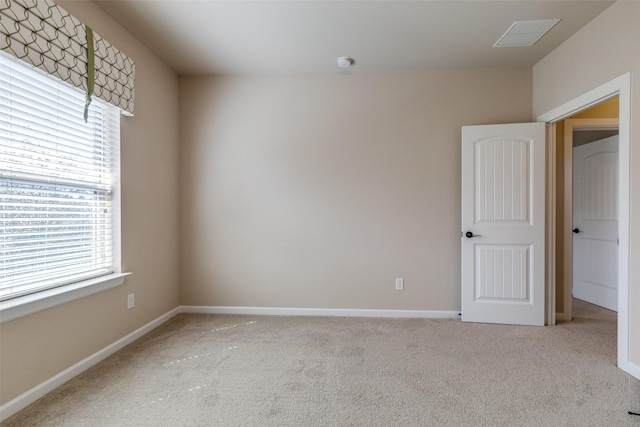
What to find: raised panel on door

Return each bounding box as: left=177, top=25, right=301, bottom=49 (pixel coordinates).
left=475, top=138, right=530, bottom=224
left=462, top=123, right=545, bottom=326
left=475, top=245, right=529, bottom=300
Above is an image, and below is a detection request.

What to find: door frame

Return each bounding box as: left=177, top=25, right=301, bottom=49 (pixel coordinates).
left=537, top=72, right=632, bottom=376
left=561, top=118, right=619, bottom=321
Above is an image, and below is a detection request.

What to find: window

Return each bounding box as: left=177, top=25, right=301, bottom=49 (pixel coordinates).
left=0, top=53, right=120, bottom=303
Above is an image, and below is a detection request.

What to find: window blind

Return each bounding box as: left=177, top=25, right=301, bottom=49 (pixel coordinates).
left=0, top=53, right=119, bottom=301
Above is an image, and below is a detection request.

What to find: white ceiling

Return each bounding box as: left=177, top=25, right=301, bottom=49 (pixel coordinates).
left=93, top=0, right=614, bottom=76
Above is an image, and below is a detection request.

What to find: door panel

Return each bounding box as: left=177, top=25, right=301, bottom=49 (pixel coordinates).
left=475, top=138, right=529, bottom=223
left=462, top=123, right=545, bottom=326
left=476, top=245, right=529, bottom=300
left=573, top=135, right=618, bottom=311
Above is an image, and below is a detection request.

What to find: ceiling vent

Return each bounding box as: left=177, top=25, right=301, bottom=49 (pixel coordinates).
left=493, top=19, right=561, bottom=47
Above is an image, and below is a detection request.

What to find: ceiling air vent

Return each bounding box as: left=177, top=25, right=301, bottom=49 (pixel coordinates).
left=494, top=19, right=561, bottom=47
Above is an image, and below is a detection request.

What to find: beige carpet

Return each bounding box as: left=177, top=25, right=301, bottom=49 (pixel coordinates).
left=3, top=299, right=639, bottom=426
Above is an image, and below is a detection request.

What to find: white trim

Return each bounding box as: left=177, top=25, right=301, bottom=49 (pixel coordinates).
left=564, top=118, right=619, bottom=132
left=536, top=72, right=633, bottom=379
left=616, top=75, right=631, bottom=377
left=180, top=305, right=460, bottom=319
left=537, top=76, right=625, bottom=123
left=619, top=361, right=640, bottom=380
left=0, top=306, right=179, bottom=422
left=0, top=273, right=132, bottom=325
left=545, top=123, right=557, bottom=326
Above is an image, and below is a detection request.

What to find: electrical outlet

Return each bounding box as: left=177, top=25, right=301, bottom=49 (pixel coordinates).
left=395, top=278, right=404, bottom=291
left=127, top=293, right=135, bottom=309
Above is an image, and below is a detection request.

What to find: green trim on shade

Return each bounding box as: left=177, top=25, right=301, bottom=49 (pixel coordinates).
left=84, top=25, right=95, bottom=122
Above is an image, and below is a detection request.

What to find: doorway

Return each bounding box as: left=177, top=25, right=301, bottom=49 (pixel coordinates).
left=557, top=99, right=619, bottom=321
left=537, top=73, right=634, bottom=377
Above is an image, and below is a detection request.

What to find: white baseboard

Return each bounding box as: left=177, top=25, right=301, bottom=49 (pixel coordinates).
left=0, top=307, right=180, bottom=422
left=620, top=360, right=640, bottom=381
left=180, top=305, right=460, bottom=319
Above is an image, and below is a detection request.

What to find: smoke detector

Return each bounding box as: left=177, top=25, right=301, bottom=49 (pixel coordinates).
left=337, top=56, right=355, bottom=68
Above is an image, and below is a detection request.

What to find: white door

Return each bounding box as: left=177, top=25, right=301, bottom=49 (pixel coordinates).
left=461, top=123, right=546, bottom=326
left=572, top=135, right=618, bottom=311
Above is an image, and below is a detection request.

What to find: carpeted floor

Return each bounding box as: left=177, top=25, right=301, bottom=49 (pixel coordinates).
left=2, top=299, right=639, bottom=426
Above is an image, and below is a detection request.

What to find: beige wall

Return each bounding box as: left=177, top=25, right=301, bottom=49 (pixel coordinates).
left=0, top=2, right=181, bottom=404
left=180, top=69, right=532, bottom=311
left=533, top=1, right=640, bottom=365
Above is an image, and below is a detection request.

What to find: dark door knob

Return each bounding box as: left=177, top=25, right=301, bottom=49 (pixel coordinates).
left=465, top=231, right=474, bottom=238
left=572, top=228, right=581, bottom=234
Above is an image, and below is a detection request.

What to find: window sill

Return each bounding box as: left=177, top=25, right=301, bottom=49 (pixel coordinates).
left=0, top=273, right=132, bottom=325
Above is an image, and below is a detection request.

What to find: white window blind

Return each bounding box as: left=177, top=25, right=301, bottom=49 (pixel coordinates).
left=0, top=53, right=119, bottom=302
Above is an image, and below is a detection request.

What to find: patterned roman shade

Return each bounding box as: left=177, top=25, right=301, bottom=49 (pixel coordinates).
left=0, top=0, right=134, bottom=115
